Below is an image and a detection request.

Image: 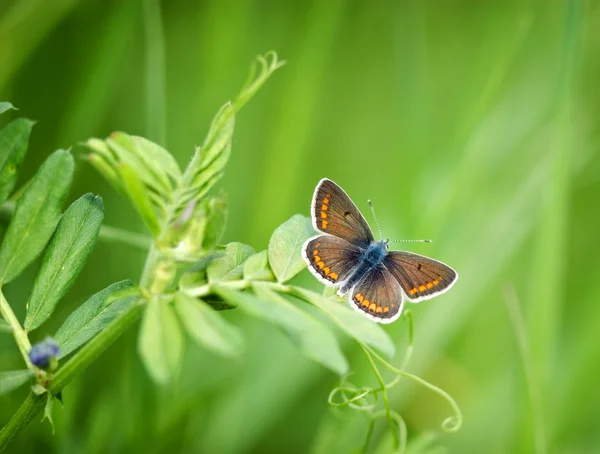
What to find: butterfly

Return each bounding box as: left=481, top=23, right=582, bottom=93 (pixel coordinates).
left=302, top=178, right=458, bottom=324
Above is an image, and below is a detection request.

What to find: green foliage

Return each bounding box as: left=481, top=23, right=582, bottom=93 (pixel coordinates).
left=42, top=393, right=55, bottom=434
left=138, top=296, right=183, bottom=385
left=0, top=49, right=460, bottom=454
left=199, top=192, right=227, bottom=251
left=293, top=287, right=396, bottom=359
left=174, top=292, right=243, bottom=357
left=0, top=149, right=73, bottom=284
left=0, top=370, right=32, bottom=396
left=25, top=194, right=104, bottom=331
left=54, top=280, right=134, bottom=358
left=253, top=283, right=349, bottom=375
left=243, top=250, right=275, bottom=281
left=0, top=103, right=16, bottom=116
left=0, top=118, right=34, bottom=205
left=268, top=214, right=314, bottom=283
left=207, top=242, right=255, bottom=282
left=119, top=162, right=162, bottom=235
left=181, top=102, right=234, bottom=206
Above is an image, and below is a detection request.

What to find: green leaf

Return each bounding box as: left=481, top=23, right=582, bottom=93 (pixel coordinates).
left=216, top=285, right=349, bottom=376
left=54, top=280, right=135, bottom=358
left=0, top=102, right=16, bottom=115
left=182, top=102, right=234, bottom=203
left=138, top=297, right=184, bottom=385
left=233, top=52, right=286, bottom=113
left=268, top=214, right=314, bottom=283
left=108, top=133, right=179, bottom=195
left=0, top=370, right=33, bottom=395
left=87, top=153, right=126, bottom=198
left=25, top=194, right=104, bottom=331
left=201, top=193, right=228, bottom=250
left=174, top=292, right=243, bottom=357
left=42, top=392, right=55, bottom=434
left=243, top=250, right=275, bottom=281
left=119, top=162, right=161, bottom=235
left=293, top=288, right=396, bottom=359
left=0, top=118, right=34, bottom=205
left=120, top=133, right=181, bottom=181
left=207, top=242, right=255, bottom=282
left=0, top=149, right=74, bottom=284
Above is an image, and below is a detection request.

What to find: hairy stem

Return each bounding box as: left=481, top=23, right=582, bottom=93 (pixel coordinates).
left=0, top=290, right=33, bottom=370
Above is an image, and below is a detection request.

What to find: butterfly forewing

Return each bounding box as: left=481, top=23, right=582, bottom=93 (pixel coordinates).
left=350, top=265, right=404, bottom=323
left=312, top=178, right=373, bottom=248
left=384, top=251, right=457, bottom=302
left=303, top=236, right=362, bottom=286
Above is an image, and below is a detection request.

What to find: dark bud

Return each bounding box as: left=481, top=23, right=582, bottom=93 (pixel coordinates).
left=29, top=337, right=60, bottom=369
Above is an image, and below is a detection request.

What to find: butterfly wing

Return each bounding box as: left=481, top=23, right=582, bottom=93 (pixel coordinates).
left=311, top=178, right=373, bottom=248
left=302, top=235, right=362, bottom=287
left=384, top=251, right=458, bottom=302
left=349, top=265, right=404, bottom=323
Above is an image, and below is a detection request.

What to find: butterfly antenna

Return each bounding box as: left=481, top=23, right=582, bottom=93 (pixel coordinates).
left=368, top=200, right=384, bottom=240
left=389, top=239, right=432, bottom=243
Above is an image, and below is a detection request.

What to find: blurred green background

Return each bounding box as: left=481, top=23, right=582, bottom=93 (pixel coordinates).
left=1, top=0, right=598, bottom=452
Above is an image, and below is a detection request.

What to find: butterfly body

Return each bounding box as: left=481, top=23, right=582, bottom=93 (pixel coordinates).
left=302, top=178, right=458, bottom=324
left=339, top=241, right=388, bottom=295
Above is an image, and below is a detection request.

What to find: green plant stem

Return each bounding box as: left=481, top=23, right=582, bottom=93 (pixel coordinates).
left=0, top=394, right=45, bottom=451
left=0, top=290, right=33, bottom=370
left=366, top=346, right=463, bottom=433
left=98, top=225, right=151, bottom=250
left=360, top=344, right=399, bottom=450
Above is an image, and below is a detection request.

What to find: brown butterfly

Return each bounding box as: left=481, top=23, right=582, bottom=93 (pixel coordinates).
left=302, top=179, right=458, bottom=323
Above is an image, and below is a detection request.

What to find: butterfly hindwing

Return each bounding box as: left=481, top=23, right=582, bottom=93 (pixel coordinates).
left=311, top=178, right=373, bottom=248
left=350, top=265, right=404, bottom=323
left=384, top=251, right=457, bottom=302
left=302, top=235, right=362, bottom=286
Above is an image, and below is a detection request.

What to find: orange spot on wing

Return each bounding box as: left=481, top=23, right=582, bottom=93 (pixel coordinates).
left=329, top=272, right=338, bottom=280
left=323, top=267, right=330, bottom=275
left=376, top=306, right=383, bottom=313
left=418, top=285, right=427, bottom=292
left=313, top=249, right=319, bottom=256
left=433, top=279, right=439, bottom=285
left=322, top=220, right=329, bottom=229
left=383, top=307, right=389, bottom=313
left=369, top=303, right=377, bottom=311
left=314, top=255, right=321, bottom=262
left=320, top=212, right=327, bottom=219
left=355, top=293, right=364, bottom=302
left=361, top=299, right=369, bottom=308
left=321, top=204, right=328, bottom=211
left=426, top=282, right=433, bottom=289
left=317, top=261, right=325, bottom=269
left=409, top=288, right=418, bottom=296
left=323, top=198, right=330, bottom=205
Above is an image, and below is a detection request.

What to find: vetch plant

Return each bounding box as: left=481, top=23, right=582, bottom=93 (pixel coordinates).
left=0, top=53, right=461, bottom=453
